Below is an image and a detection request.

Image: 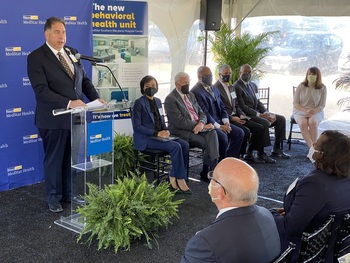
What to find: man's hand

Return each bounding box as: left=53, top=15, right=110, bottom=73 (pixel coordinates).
left=260, top=113, right=275, bottom=123
left=193, top=122, right=205, bottom=134
left=220, top=123, right=232, bottom=134
left=231, top=116, right=245, bottom=124
left=69, top=99, right=86, bottom=109
left=98, top=98, right=107, bottom=105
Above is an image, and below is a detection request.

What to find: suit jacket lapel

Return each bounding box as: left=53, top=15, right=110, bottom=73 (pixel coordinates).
left=142, top=96, right=155, bottom=124
left=174, top=90, right=191, bottom=119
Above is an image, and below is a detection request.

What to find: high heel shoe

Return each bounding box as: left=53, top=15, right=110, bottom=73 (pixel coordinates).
left=176, top=180, right=193, bottom=195
left=169, top=177, right=179, bottom=192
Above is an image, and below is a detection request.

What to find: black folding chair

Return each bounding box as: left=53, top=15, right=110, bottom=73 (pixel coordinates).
left=333, top=214, right=350, bottom=261
left=273, top=242, right=296, bottom=263
left=297, top=215, right=335, bottom=263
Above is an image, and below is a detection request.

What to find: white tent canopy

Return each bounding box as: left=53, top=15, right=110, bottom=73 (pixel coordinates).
left=148, top=0, right=350, bottom=81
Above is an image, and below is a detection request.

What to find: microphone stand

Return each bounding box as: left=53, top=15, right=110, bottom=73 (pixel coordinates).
left=91, top=61, right=131, bottom=111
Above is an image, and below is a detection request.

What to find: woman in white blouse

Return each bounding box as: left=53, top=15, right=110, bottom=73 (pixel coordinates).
left=293, top=67, right=327, bottom=152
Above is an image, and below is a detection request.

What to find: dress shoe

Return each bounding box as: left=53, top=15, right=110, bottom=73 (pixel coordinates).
left=49, top=203, right=63, bottom=213
left=244, top=153, right=265, bottom=164
left=72, top=196, right=86, bottom=204
left=271, top=149, right=291, bottom=159
left=61, top=196, right=86, bottom=204
left=257, top=154, right=277, bottom=164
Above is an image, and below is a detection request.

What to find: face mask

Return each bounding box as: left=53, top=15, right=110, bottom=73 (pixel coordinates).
left=144, top=87, right=157, bottom=97
left=180, top=84, right=190, bottom=94
left=221, top=74, right=231, bottom=83
left=307, top=75, right=317, bottom=84
left=307, top=145, right=323, bottom=163
left=202, top=75, right=213, bottom=86
left=241, top=73, right=251, bottom=82
left=208, top=182, right=220, bottom=202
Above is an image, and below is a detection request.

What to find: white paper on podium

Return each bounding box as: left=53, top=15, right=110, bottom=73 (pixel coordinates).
left=86, top=99, right=104, bottom=108
left=52, top=100, right=105, bottom=116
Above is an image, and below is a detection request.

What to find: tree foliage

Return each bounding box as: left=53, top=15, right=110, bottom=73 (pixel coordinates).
left=209, top=23, right=275, bottom=82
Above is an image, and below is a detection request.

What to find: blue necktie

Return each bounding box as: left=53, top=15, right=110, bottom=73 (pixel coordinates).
left=246, top=83, right=254, bottom=98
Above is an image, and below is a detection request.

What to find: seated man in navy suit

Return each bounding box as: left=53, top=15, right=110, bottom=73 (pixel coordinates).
left=180, top=157, right=281, bottom=262
left=191, top=66, right=244, bottom=164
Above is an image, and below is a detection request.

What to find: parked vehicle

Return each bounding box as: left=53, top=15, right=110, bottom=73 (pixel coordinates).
left=261, top=31, right=343, bottom=74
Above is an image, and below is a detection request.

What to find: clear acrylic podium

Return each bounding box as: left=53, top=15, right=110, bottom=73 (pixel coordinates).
left=54, top=104, right=115, bottom=233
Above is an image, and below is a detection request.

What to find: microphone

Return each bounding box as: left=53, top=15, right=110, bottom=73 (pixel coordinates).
left=75, top=53, right=103, bottom=63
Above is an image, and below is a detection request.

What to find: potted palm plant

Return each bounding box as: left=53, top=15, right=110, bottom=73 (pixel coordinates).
left=209, top=22, right=276, bottom=82
left=333, top=74, right=350, bottom=112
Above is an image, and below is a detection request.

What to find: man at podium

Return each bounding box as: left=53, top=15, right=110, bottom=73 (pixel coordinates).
left=27, top=17, right=105, bottom=213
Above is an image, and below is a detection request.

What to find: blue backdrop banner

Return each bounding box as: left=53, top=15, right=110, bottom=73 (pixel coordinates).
left=0, top=1, right=93, bottom=191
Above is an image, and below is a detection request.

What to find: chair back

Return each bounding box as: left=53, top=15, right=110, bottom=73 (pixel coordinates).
left=333, top=214, right=350, bottom=260
left=297, top=215, right=335, bottom=263
left=273, top=242, right=296, bottom=263
left=258, top=87, right=270, bottom=111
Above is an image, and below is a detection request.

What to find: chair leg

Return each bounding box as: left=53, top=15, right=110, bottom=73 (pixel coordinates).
left=288, top=122, right=293, bottom=150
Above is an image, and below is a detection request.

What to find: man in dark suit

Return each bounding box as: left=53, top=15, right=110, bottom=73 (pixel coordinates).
left=191, top=66, right=244, bottom=160
left=180, top=157, right=281, bottom=263
left=214, top=64, right=276, bottom=164
left=164, top=72, right=219, bottom=181
left=233, top=64, right=291, bottom=159
left=27, top=17, right=105, bottom=213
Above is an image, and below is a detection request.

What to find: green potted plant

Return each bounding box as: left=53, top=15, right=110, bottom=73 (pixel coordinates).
left=113, top=133, right=137, bottom=178
left=209, top=22, right=275, bottom=82
left=77, top=173, right=183, bottom=253
left=333, top=74, right=350, bottom=112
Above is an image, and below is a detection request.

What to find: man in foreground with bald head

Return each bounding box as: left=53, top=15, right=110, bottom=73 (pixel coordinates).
left=180, top=158, right=281, bottom=263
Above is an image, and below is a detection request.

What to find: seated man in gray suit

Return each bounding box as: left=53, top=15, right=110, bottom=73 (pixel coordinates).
left=180, top=157, right=281, bottom=263
left=164, top=72, right=219, bottom=182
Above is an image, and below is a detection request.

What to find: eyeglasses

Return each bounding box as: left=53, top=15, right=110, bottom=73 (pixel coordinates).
left=207, top=171, right=226, bottom=195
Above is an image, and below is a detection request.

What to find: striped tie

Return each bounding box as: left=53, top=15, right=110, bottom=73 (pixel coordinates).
left=184, top=95, right=198, bottom=121
left=57, top=52, right=74, bottom=79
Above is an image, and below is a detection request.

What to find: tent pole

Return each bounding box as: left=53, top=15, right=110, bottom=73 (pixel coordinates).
left=203, top=30, right=208, bottom=66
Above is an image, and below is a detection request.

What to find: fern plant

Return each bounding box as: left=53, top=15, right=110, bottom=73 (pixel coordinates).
left=77, top=173, right=183, bottom=253
left=209, top=22, right=275, bottom=82
left=113, top=133, right=137, bottom=178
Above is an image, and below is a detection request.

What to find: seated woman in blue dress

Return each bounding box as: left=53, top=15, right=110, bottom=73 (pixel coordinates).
left=132, top=75, right=191, bottom=194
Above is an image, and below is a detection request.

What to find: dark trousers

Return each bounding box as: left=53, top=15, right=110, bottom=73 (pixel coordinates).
left=146, top=137, right=189, bottom=180
left=232, top=120, right=265, bottom=155
left=215, top=124, right=244, bottom=159
left=250, top=114, right=286, bottom=149
left=39, top=128, right=71, bottom=205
